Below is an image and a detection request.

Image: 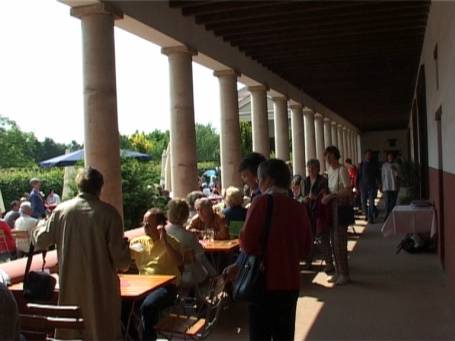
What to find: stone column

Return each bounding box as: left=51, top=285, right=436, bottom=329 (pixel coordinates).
left=162, top=46, right=198, bottom=198
left=214, top=70, right=242, bottom=189
left=314, top=113, right=325, bottom=173
left=337, top=124, right=344, bottom=161
left=350, top=131, right=356, bottom=164
left=273, top=96, right=290, bottom=161
left=249, top=85, right=270, bottom=157
left=357, top=133, right=362, bottom=164
left=354, top=132, right=359, bottom=165
left=331, top=121, right=338, bottom=148
left=346, top=129, right=352, bottom=162
left=71, top=3, right=124, bottom=216
left=304, top=108, right=316, bottom=161
left=323, top=118, right=332, bottom=148
left=290, top=103, right=305, bottom=176
left=342, top=126, right=349, bottom=162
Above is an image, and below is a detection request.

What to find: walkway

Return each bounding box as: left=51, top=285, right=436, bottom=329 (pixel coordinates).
left=209, top=216, right=455, bottom=340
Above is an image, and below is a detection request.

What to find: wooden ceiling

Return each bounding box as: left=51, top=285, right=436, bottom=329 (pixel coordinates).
left=169, top=0, right=430, bottom=131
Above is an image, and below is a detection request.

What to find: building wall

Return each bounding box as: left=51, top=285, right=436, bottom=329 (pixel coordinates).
left=413, top=1, right=455, bottom=295
left=360, top=130, right=409, bottom=162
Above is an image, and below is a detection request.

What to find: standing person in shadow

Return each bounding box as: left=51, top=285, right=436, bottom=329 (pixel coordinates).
left=224, top=159, right=313, bottom=341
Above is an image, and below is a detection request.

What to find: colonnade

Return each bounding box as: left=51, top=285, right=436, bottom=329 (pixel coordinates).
left=71, top=3, right=361, bottom=216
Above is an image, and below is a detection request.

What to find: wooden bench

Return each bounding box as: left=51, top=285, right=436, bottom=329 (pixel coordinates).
left=20, top=303, right=84, bottom=340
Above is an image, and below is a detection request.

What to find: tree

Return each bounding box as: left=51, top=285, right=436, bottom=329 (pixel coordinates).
left=0, top=116, right=37, bottom=167
left=240, top=121, right=252, bottom=157
left=195, top=123, right=220, bottom=162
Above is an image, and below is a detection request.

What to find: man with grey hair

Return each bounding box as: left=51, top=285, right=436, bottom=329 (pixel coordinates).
left=34, top=167, right=131, bottom=340
left=14, top=201, right=38, bottom=257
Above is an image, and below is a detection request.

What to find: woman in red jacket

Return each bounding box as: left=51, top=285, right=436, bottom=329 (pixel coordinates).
left=0, top=220, right=16, bottom=262
left=225, top=159, right=313, bottom=341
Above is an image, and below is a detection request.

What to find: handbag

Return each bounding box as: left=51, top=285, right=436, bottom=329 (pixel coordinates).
left=23, top=242, right=56, bottom=303
left=232, top=194, right=273, bottom=302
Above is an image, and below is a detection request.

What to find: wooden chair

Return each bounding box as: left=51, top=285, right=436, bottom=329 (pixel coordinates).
left=155, top=276, right=227, bottom=340
left=20, top=303, right=84, bottom=340
left=0, top=230, right=11, bottom=262
left=11, top=229, right=29, bottom=240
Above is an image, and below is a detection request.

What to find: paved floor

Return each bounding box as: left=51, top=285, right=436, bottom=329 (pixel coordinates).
left=208, top=214, right=455, bottom=340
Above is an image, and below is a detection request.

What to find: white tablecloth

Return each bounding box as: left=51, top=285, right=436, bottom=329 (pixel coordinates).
left=381, top=205, right=437, bottom=237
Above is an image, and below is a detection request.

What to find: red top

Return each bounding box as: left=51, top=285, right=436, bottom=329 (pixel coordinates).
left=240, top=193, right=312, bottom=291
left=348, top=166, right=358, bottom=189
left=0, top=220, right=16, bottom=253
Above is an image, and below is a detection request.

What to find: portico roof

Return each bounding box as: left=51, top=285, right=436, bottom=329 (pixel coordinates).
left=168, top=1, right=430, bottom=132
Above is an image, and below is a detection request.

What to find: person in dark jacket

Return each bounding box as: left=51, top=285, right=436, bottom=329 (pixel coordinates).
left=358, top=151, right=381, bottom=223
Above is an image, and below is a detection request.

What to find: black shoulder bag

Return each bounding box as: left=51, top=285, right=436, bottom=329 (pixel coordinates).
left=23, top=242, right=56, bottom=303
left=233, top=194, right=273, bottom=302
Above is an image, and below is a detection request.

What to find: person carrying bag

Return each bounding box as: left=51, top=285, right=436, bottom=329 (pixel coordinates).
left=23, top=242, right=56, bottom=303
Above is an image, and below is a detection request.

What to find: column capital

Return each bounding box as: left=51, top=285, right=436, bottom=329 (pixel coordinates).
left=248, top=84, right=269, bottom=92
left=331, top=121, right=337, bottom=126
left=323, top=117, right=331, bottom=123
left=161, top=45, right=197, bottom=57
left=342, top=126, right=348, bottom=131
left=213, top=69, right=240, bottom=78
left=71, top=3, right=123, bottom=20
left=338, top=123, right=344, bottom=128
left=303, top=107, right=314, bottom=115
left=289, top=103, right=303, bottom=110
left=314, top=113, right=324, bottom=119
left=271, top=95, right=288, bottom=103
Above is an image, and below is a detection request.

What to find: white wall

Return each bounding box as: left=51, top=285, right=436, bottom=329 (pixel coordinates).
left=418, top=2, right=455, bottom=174
left=361, top=130, right=409, bottom=162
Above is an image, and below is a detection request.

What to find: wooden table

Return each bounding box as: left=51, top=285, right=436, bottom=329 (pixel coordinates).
left=200, top=239, right=240, bottom=253
left=9, top=274, right=175, bottom=300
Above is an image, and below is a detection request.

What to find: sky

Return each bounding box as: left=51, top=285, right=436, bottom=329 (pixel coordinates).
left=0, top=0, right=223, bottom=144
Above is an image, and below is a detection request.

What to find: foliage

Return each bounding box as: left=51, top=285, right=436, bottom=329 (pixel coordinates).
left=120, top=130, right=170, bottom=161
left=195, top=123, right=220, bottom=162
left=197, top=161, right=220, bottom=175
left=240, top=121, right=252, bottom=157
left=121, top=159, right=168, bottom=229
left=0, top=116, right=75, bottom=168
left=0, top=167, right=64, bottom=206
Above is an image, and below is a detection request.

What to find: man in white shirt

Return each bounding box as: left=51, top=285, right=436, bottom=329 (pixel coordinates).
left=381, top=153, right=400, bottom=219
left=14, top=201, right=38, bottom=256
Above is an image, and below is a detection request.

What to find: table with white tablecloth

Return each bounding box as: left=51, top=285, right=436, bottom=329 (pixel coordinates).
left=381, top=205, right=437, bottom=237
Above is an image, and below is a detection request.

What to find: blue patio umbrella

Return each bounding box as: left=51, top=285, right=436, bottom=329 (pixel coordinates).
left=202, top=169, right=217, bottom=178
left=39, top=149, right=151, bottom=168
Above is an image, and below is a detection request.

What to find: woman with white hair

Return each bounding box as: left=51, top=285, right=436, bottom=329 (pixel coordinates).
left=14, top=201, right=38, bottom=257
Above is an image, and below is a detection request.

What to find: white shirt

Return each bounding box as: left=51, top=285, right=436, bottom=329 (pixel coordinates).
left=382, top=162, right=399, bottom=191
left=14, top=215, right=38, bottom=252
left=327, top=165, right=351, bottom=194
left=46, top=193, right=61, bottom=205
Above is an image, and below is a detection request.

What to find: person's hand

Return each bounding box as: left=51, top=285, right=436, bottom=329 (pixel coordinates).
left=321, top=193, right=334, bottom=205
left=222, top=263, right=239, bottom=283
left=303, top=197, right=310, bottom=204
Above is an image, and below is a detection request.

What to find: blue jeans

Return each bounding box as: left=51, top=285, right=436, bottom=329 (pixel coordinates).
left=384, top=191, right=398, bottom=219
left=140, top=284, right=177, bottom=340
left=361, top=187, right=377, bottom=221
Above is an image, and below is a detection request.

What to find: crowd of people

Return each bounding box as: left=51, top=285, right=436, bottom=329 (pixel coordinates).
left=0, top=178, right=61, bottom=262
left=0, top=145, right=402, bottom=341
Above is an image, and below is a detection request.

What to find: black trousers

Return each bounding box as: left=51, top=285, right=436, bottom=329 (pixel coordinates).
left=249, top=290, right=299, bottom=341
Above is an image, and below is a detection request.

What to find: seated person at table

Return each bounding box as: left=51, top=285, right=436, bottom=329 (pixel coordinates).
left=14, top=201, right=38, bottom=257
left=165, top=199, right=216, bottom=288
left=222, top=186, right=247, bottom=224
left=129, top=208, right=184, bottom=341
left=291, top=175, right=305, bottom=203
left=185, top=191, right=205, bottom=220
left=187, top=198, right=229, bottom=240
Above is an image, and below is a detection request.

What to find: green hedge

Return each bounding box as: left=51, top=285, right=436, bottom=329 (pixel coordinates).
left=0, top=160, right=167, bottom=230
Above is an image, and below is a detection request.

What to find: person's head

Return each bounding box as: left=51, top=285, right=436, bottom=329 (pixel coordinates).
left=167, top=199, right=190, bottom=226
left=49, top=189, right=55, bottom=195
left=387, top=152, right=395, bottom=163
left=345, top=158, right=353, bottom=167
left=324, top=146, right=341, bottom=167
left=19, top=201, right=32, bottom=216
left=291, top=175, right=302, bottom=198
left=143, top=208, right=167, bottom=238
left=30, top=178, right=41, bottom=190
left=186, top=191, right=205, bottom=211
left=10, top=201, right=20, bottom=212
left=365, top=150, right=373, bottom=161
left=75, top=167, right=104, bottom=197
left=307, top=159, right=321, bottom=178
left=225, top=187, right=244, bottom=208
left=194, top=197, right=214, bottom=223
left=257, top=159, right=291, bottom=193
left=238, top=152, right=267, bottom=189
